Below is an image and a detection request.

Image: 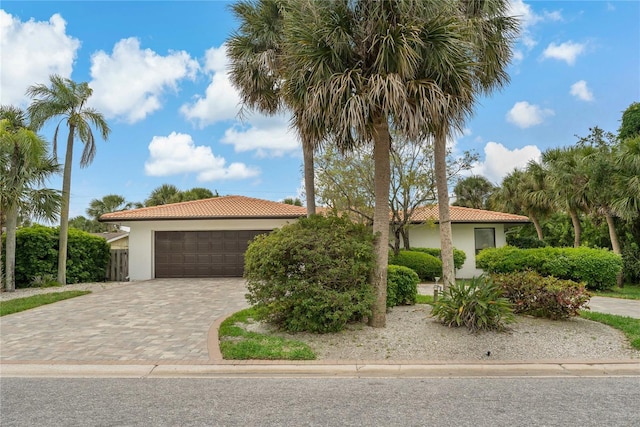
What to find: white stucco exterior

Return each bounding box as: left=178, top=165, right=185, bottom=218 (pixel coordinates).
left=394, top=222, right=507, bottom=278
left=119, top=218, right=299, bottom=280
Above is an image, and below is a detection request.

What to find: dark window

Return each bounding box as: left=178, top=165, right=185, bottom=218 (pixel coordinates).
left=474, top=228, right=496, bottom=255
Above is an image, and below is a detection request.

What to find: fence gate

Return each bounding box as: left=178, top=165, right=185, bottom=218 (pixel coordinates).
left=107, top=249, right=128, bottom=281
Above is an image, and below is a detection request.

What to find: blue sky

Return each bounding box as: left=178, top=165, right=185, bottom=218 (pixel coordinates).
left=1, top=1, right=638, bottom=218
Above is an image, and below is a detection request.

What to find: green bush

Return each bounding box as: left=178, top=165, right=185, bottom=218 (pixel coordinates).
left=244, top=214, right=375, bottom=333
left=491, top=271, right=591, bottom=320
left=410, top=247, right=467, bottom=270
left=387, top=265, right=419, bottom=307
left=622, top=243, right=640, bottom=284
left=476, top=246, right=622, bottom=291
left=506, top=235, right=548, bottom=249
left=12, top=225, right=110, bottom=287
left=431, top=275, right=515, bottom=332
left=389, top=250, right=442, bottom=281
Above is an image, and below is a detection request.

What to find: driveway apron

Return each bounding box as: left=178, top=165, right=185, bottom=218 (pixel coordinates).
left=0, top=279, right=249, bottom=362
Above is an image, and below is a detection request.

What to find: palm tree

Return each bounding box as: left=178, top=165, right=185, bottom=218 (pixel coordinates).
left=144, top=184, right=183, bottom=206
left=86, top=194, right=133, bottom=231
left=453, top=175, right=495, bottom=209
left=27, top=75, right=110, bottom=285
left=278, top=0, right=518, bottom=325
left=1, top=105, right=61, bottom=291
left=227, top=0, right=317, bottom=216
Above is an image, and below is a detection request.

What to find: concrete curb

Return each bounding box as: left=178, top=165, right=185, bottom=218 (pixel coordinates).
left=1, top=361, right=638, bottom=378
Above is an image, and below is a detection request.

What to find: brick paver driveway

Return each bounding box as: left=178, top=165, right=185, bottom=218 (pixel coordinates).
left=0, top=279, right=249, bottom=362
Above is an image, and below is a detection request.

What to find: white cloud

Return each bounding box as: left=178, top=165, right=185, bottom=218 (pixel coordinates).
left=88, top=38, right=199, bottom=123
left=542, top=41, right=586, bottom=65
left=0, top=11, right=80, bottom=106
left=506, top=101, right=554, bottom=128
left=570, top=80, right=594, bottom=102
left=507, top=0, right=563, bottom=57
left=180, top=45, right=242, bottom=127
left=471, top=142, right=542, bottom=184
left=222, top=119, right=299, bottom=158
left=144, top=132, right=259, bottom=181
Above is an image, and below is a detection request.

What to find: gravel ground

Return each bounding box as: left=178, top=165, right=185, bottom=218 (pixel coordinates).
left=246, top=304, right=640, bottom=361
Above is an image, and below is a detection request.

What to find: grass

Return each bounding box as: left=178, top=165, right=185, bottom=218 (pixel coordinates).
left=593, top=283, right=640, bottom=300
left=415, top=294, right=434, bottom=305
left=580, top=311, right=640, bottom=350
left=0, top=291, right=91, bottom=316
left=218, top=307, right=316, bottom=360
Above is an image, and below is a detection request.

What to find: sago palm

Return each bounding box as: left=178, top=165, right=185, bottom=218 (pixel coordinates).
left=27, top=75, right=110, bottom=285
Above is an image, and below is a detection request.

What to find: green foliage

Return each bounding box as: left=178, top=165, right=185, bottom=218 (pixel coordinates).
left=218, top=308, right=316, bottom=360
left=387, top=265, right=419, bottom=307
left=13, top=225, right=110, bottom=286
left=410, top=247, right=466, bottom=270
left=389, top=250, right=443, bottom=281
left=244, top=214, right=375, bottom=333
left=476, top=246, right=623, bottom=290
left=492, top=271, right=590, bottom=320
left=622, top=243, right=640, bottom=284
left=0, top=291, right=91, bottom=316
left=431, top=276, right=515, bottom=332
left=506, top=235, right=548, bottom=249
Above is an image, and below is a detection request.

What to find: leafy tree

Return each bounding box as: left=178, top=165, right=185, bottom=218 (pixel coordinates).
left=453, top=175, right=495, bottom=209
left=27, top=75, right=110, bottom=285
left=0, top=106, right=61, bottom=291
left=68, top=215, right=103, bottom=233
left=281, top=197, right=302, bottom=206
left=86, top=194, right=134, bottom=231
left=144, top=184, right=183, bottom=206
left=618, top=101, right=640, bottom=140
left=181, top=187, right=218, bottom=201
left=227, top=0, right=317, bottom=216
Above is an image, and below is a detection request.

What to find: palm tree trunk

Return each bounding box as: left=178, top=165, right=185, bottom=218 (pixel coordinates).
left=531, top=215, right=544, bottom=240
left=605, top=212, right=623, bottom=288
left=4, top=204, right=18, bottom=291
left=0, top=207, right=4, bottom=290
left=57, top=128, right=75, bottom=285
left=302, top=139, right=316, bottom=216
left=569, top=209, right=582, bottom=248
left=434, top=132, right=455, bottom=290
left=369, top=117, right=391, bottom=328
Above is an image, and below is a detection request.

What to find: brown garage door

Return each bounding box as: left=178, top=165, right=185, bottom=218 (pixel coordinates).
left=154, top=230, right=267, bottom=278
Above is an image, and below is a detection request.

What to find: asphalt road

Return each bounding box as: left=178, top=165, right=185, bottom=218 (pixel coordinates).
left=1, top=377, right=639, bottom=426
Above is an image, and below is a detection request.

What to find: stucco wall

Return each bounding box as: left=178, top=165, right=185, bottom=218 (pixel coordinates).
left=121, top=218, right=298, bottom=280
left=395, top=222, right=507, bottom=279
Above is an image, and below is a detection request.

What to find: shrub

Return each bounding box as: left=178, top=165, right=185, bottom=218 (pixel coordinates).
left=622, top=243, right=640, bottom=284
left=431, top=275, right=515, bottom=332
left=410, top=247, right=467, bottom=270
left=492, top=271, right=591, bottom=320
left=13, top=225, right=110, bottom=287
left=387, top=265, right=419, bottom=307
left=244, top=214, right=375, bottom=333
left=506, top=235, right=548, bottom=249
left=476, top=246, right=622, bottom=291
left=389, top=250, right=442, bottom=281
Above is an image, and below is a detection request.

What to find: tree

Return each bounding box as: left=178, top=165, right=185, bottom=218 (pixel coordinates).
left=86, top=194, right=134, bottom=231
left=618, top=102, right=640, bottom=141
left=282, top=197, right=302, bottom=206
left=453, top=175, right=495, bottom=209
left=68, top=215, right=103, bottom=233
left=144, top=184, right=183, bottom=206
left=0, top=106, right=61, bottom=291
left=277, top=0, right=517, bottom=324
left=181, top=187, right=218, bottom=201
left=316, top=138, right=477, bottom=254
left=227, top=0, right=317, bottom=216
left=27, top=75, right=110, bottom=285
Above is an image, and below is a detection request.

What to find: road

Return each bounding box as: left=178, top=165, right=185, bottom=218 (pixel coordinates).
left=1, top=377, right=639, bottom=426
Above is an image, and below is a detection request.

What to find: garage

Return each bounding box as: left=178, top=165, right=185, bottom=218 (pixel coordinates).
left=154, top=230, right=268, bottom=278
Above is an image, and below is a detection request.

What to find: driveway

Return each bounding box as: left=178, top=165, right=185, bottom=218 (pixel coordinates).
left=0, top=279, right=249, bottom=362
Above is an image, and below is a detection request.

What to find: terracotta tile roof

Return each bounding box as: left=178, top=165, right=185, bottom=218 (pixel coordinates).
left=410, top=205, right=530, bottom=223
left=99, top=195, right=308, bottom=221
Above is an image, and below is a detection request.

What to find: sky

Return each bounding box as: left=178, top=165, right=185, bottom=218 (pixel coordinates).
left=1, top=0, right=639, bottom=219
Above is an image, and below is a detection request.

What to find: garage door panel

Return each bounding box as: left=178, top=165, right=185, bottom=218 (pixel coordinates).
left=155, top=230, right=267, bottom=278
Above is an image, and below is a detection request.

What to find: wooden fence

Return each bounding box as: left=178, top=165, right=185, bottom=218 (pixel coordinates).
left=107, top=249, right=128, bottom=281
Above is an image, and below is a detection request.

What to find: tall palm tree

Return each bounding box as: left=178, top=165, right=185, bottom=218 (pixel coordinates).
left=278, top=0, right=518, bottom=324
left=453, top=175, right=495, bottom=209
left=144, top=184, right=183, bottom=206
left=1, top=105, right=61, bottom=291
left=227, top=0, right=317, bottom=215
left=27, top=75, right=110, bottom=285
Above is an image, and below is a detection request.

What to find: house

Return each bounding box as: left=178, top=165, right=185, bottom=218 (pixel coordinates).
left=91, top=231, right=129, bottom=250
left=100, top=195, right=529, bottom=280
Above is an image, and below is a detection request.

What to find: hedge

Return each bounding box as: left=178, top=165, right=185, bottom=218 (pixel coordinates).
left=476, top=246, right=622, bottom=291
left=410, top=247, right=467, bottom=270
left=387, top=265, right=419, bottom=307
left=389, top=250, right=442, bottom=281
left=11, top=225, right=110, bottom=287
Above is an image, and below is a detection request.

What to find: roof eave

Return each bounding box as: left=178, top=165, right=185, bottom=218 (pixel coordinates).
left=99, top=214, right=307, bottom=222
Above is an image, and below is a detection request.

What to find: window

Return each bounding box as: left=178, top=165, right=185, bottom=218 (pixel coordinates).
left=474, top=228, right=495, bottom=255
